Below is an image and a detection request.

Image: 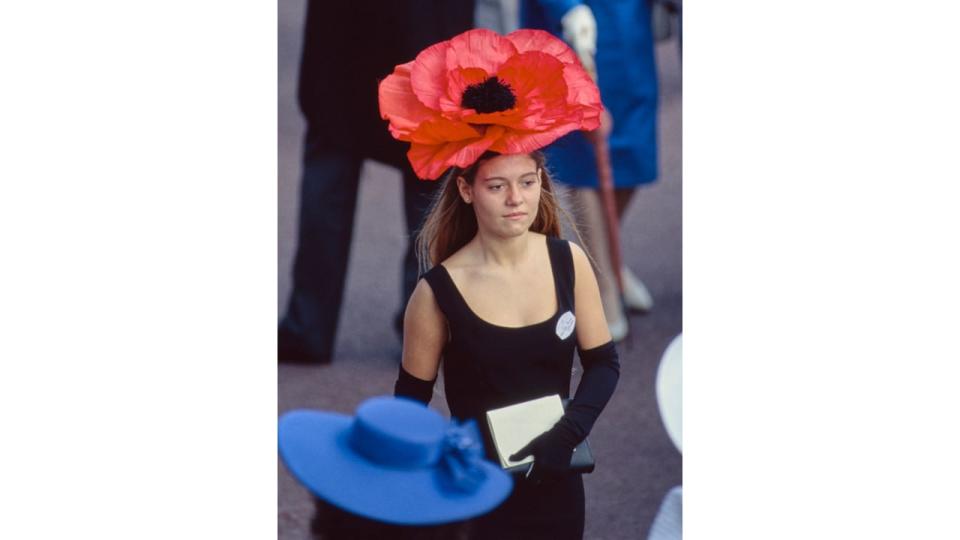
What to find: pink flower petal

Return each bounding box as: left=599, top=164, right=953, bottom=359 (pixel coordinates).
left=561, top=64, right=603, bottom=127
left=506, top=29, right=578, bottom=66
left=378, top=61, right=443, bottom=140
left=409, top=116, right=480, bottom=145
left=409, top=40, right=452, bottom=110
left=460, top=108, right=526, bottom=128
left=490, top=121, right=583, bottom=155
left=497, top=51, right=569, bottom=129
left=408, top=125, right=506, bottom=179
left=443, top=29, right=518, bottom=74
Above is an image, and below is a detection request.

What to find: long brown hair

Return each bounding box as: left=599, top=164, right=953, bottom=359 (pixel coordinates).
left=416, top=151, right=580, bottom=272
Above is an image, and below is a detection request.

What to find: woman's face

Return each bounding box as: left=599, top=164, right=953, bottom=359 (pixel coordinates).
left=459, top=154, right=542, bottom=238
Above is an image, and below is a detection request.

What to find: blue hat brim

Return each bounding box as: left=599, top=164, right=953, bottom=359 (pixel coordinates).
left=279, top=410, right=513, bottom=525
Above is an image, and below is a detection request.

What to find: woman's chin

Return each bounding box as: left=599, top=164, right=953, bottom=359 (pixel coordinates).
left=502, top=222, right=533, bottom=237
left=478, top=216, right=535, bottom=238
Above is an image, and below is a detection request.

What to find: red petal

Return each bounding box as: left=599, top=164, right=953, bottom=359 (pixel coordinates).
left=443, top=29, right=517, bottom=75
left=497, top=51, right=569, bottom=129
left=460, top=108, right=527, bottom=128
left=505, top=29, right=601, bottom=129
left=561, top=64, right=602, bottom=129
left=409, top=40, right=452, bottom=110
left=410, top=29, right=517, bottom=112
left=408, top=125, right=505, bottom=179
left=506, top=29, right=578, bottom=66
left=409, top=116, right=479, bottom=145
left=490, top=121, right=583, bottom=154
left=378, top=62, right=444, bottom=140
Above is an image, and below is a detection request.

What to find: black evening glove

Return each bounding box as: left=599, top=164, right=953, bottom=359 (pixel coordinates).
left=509, top=420, right=579, bottom=483
left=509, top=341, right=620, bottom=482
left=394, top=365, right=436, bottom=405
left=562, top=340, right=620, bottom=443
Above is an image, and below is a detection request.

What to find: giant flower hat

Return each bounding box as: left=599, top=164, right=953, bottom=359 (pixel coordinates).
left=379, top=28, right=603, bottom=180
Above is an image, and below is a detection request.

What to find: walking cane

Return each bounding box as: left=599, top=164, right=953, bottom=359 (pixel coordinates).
left=587, top=113, right=624, bottom=293
left=584, top=66, right=628, bottom=341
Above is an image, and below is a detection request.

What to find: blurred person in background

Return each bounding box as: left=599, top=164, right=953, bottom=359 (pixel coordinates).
left=652, top=0, right=681, bottom=59
left=279, top=396, right=513, bottom=539
left=522, top=0, right=660, bottom=341
left=279, top=0, right=476, bottom=364
left=384, top=29, right=621, bottom=539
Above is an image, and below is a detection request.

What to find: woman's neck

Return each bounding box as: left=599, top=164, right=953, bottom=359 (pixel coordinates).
left=472, top=230, right=536, bottom=269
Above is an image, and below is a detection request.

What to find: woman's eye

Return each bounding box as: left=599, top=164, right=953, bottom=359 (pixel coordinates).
left=523, top=180, right=537, bottom=187
left=489, top=184, right=504, bottom=191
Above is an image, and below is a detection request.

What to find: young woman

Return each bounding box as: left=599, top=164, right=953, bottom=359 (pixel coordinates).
left=380, top=28, right=621, bottom=539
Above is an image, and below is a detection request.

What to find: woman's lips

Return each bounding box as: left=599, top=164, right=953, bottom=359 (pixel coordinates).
left=503, top=212, right=527, bottom=220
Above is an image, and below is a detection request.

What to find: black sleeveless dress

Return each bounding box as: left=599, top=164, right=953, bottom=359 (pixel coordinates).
left=423, top=236, right=585, bottom=540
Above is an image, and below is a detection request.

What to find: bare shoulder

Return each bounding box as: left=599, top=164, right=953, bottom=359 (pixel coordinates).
left=567, top=240, right=593, bottom=278
left=406, top=277, right=442, bottom=321
left=569, top=239, right=611, bottom=347
left=567, top=240, right=588, bottom=261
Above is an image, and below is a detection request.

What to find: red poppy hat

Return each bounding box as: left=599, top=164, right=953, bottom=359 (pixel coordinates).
left=378, top=28, right=603, bottom=180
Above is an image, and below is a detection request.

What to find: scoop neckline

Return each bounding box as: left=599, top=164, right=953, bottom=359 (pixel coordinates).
left=438, top=237, right=563, bottom=331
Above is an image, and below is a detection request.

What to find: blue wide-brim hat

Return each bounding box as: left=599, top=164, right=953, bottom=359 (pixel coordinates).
left=278, top=396, right=513, bottom=525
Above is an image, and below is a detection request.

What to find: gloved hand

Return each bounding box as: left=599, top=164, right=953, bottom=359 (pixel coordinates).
left=509, top=421, right=578, bottom=484
left=561, top=4, right=598, bottom=79
left=511, top=341, right=621, bottom=484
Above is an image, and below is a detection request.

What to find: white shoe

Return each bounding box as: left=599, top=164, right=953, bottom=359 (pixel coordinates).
left=622, top=266, right=654, bottom=312
left=608, top=316, right=629, bottom=342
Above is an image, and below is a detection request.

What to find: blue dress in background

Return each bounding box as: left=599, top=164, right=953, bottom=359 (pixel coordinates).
left=522, top=0, right=659, bottom=188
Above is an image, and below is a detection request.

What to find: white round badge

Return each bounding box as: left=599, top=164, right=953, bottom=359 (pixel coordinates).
left=555, top=311, right=576, bottom=340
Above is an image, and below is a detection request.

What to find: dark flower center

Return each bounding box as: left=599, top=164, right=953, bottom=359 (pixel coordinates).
left=461, top=77, right=516, bottom=114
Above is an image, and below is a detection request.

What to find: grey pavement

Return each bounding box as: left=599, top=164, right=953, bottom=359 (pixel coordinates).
left=278, top=2, right=683, bottom=537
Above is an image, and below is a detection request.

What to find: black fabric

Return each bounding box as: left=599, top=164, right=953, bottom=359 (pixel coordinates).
left=421, top=236, right=594, bottom=539
left=563, top=340, right=621, bottom=442
left=423, top=237, right=578, bottom=425
left=279, top=1, right=475, bottom=364
left=394, top=365, right=436, bottom=405
left=278, top=147, right=440, bottom=363
left=298, top=0, right=476, bottom=169
left=279, top=151, right=362, bottom=363
left=507, top=342, right=619, bottom=483
left=508, top=427, right=576, bottom=484
left=473, top=474, right=584, bottom=540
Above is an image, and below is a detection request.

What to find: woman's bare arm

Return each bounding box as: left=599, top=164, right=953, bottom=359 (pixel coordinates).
left=401, top=278, right=447, bottom=381
left=570, top=242, right=613, bottom=349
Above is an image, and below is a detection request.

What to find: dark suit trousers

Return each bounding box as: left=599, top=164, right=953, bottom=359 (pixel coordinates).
left=279, top=131, right=438, bottom=362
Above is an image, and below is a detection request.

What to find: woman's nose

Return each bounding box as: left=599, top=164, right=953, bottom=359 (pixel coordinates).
left=506, top=184, right=522, bottom=205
